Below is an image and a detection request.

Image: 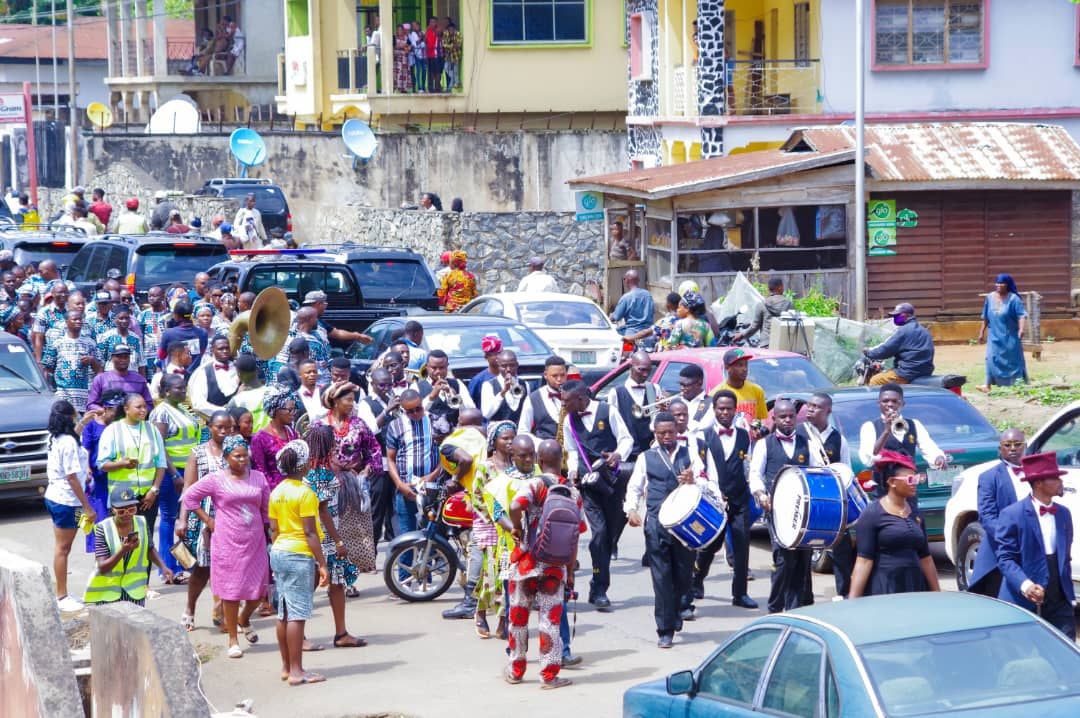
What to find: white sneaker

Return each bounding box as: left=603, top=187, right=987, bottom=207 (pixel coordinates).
left=57, top=595, right=84, bottom=612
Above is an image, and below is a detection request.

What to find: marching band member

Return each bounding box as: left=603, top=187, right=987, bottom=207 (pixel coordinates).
left=624, top=411, right=720, bottom=647
left=605, top=351, right=664, bottom=460
left=381, top=351, right=412, bottom=397
left=560, top=380, right=633, bottom=612
left=356, top=368, right=400, bottom=548
left=666, top=399, right=703, bottom=455
left=421, top=349, right=474, bottom=439
left=481, top=349, right=526, bottom=424
left=694, top=390, right=757, bottom=609
left=518, top=355, right=567, bottom=440
left=858, top=383, right=946, bottom=498
left=750, top=398, right=817, bottom=613
left=676, top=364, right=715, bottom=435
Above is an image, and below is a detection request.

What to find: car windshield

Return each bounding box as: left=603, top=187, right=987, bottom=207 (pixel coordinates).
left=832, top=394, right=999, bottom=448
left=348, top=260, right=435, bottom=298
left=749, top=356, right=834, bottom=397
left=0, top=342, right=46, bottom=391
left=222, top=187, right=287, bottom=213
left=424, top=324, right=550, bottom=360
left=15, top=240, right=84, bottom=266
left=135, top=246, right=229, bottom=287
left=860, top=622, right=1080, bottom=716
left=516, top=301, right=609, bottom=329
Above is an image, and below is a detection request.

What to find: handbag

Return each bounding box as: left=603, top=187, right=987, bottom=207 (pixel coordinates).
left=170, top=541, right=197, bottom=570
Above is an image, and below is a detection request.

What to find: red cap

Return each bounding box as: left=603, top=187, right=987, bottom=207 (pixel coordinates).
left=874, top=449, right=916, bottom=472
left=125, top=197, right=139, bottom=210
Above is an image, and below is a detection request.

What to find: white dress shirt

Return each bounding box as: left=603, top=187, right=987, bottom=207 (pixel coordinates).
left=187, top=362, right=240, bottom=417
left=480, top=374, right=526, bottom=420
left=858, top=416, right=946, bottom=468
left=356, top=392, right=391, bottom=435
left=232, top=207, right=266, bottom=247
left=1020, top=496, right=1061, bottom=596
left=561, top=399, right=635, bottom=479
left=815, top=424, right=852, bottom=467
left=748, top=432, right=825, bottom=498
left=1002, top=461, right=1029, bottom=500
left=684, top=391, right=716, bottom=435
left=517, top=271, right=560, bottom=294
left=604, top=377, right=663, bottom=408
left=421, top=377, right=475, bottom=411
left=298, top=385, right=328, bottom=424
left=623, top=443, right=721, bottom=516
left=149, top=362, right=186, bottom=399
left=518, top=384, right=562, bottom=435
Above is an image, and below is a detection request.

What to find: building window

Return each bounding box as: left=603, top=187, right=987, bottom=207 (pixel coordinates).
left=794, top=3, right=811, bottom=67
left=629, top=13, right=652, bottom=80
left=874, top=0, right=986, bottom=68
left=492, top=0, right=588, bottom=44
left=286, top=0, right=309, bottom=38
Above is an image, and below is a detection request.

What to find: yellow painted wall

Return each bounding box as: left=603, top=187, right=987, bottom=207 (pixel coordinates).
left=658, top=0, right=698, bottom=117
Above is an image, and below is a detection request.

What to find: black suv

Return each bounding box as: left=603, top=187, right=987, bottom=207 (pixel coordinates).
left=324, top=244, right=439, bottom=311
left=195, top=178, right=292, bottom=236
left=0, top=332, right=55, bottom=500
left=65, top=233, right=229, bottom=302
left=0, top=223, right=92, bottom=270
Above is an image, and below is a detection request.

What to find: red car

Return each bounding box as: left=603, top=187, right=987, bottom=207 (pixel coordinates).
left=589, top=347, right=835, bottom=400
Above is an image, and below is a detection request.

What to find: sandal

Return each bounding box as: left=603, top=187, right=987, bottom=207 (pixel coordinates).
left=333, top=632, right=368, bottom=648
left=240, top=623, right=258, bottom=645
left=288, top=672, right=326, bottom=686
left=475, top=615, right=491, bottom=639
left=302, top=639, right=325, bottom=652
left=503, top=669, right=522, bottom=685
left=345, top=586, right=360, bottom=598
left=541, top=677, right=572, bottom=690
left=227, top=644, right=243, bottom=659
left=256, top=602, right=275, bottom=618
left=180, top=612, right=194, bottom=632
left=169, top=572, right=189, bottom=585
left=495, top=616, right=508, bottom=641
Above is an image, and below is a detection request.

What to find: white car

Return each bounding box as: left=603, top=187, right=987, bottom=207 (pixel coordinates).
left=459, top=292, right=623, bottom=374
left=944, top=401, right=1080, bottom=590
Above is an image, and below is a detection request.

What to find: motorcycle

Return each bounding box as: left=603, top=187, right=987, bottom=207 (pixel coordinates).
left=855, top=354, right=967, bottom=395
left=383, top=474, right=471, bottom=602
left=714, top=313, right=759, bottom=348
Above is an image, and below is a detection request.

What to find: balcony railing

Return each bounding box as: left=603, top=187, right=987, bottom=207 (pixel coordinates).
left=725, top=59, right=821, bottom=116
left=336, top=48, right=372, bottom=94
left=672, top=65, right=687, bottom=115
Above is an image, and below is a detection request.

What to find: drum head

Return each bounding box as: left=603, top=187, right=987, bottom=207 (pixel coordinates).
left=771, top=467, right=809, bottom=549
left=830, top=462, right=855, bottom=488
left=658, top=484, right=702, bottom=528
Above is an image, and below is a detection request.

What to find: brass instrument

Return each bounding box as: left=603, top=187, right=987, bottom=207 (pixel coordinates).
left=443, top=384, right=463, bottom=409
left=555, top=401, right=570, bottom=475
left=630, top=397, right=671, bottom=420
left=228, top=287, right=291, bottom=359
left=507, top=375, right=526, bottom=401
left=892, top=416, right=909, bottom=435
left=294, top=412, right=311, bottom=436
left=405, top=364, right=429, bottom=380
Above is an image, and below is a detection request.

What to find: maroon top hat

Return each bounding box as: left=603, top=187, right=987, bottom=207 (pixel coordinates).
left=1019, top=452, right=1066, bottom=483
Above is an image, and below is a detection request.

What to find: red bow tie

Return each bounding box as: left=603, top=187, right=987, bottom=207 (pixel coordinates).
left=716, top=427, right=733, bottom=437
left=1040, top=504, right=1058, bottom=516
left=171, top=368, right=185, bottom=374
left=776, top=433, right=795, bottom=443
left=548, top=392, right=561, bottom=400
left=214, top=363, right=230, bottom=370
left=676, top=435, right=688, bottom=442
left=302, top=389, right=313, bottom=397
left=394, top=381, right=408, bottom=388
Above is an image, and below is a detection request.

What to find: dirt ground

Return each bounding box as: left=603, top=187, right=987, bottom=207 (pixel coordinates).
left=934, top=340, right=1080, bottom=434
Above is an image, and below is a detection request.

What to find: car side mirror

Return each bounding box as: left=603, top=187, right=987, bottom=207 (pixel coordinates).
left=667, top=670, right=696, bottom=696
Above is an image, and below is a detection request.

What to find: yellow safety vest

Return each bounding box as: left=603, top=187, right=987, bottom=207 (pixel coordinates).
left=157, top=402, right=200, bottom=471
left=109, top=421, right=158, bottom=498
left=230, top=387, right=270, bottom=432
left=84, top=516, right=149, bottom=604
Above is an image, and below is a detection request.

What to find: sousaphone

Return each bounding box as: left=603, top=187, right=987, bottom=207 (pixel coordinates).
left=228, top=287, right=291, bottom=359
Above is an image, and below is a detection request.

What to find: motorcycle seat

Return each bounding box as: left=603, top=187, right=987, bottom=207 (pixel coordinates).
left=910, top=374, right=967, bottom=390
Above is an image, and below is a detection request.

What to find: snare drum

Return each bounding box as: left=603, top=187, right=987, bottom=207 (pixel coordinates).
left=658, top=484, right=726, bottom=550
left=770, top=466, right=846, bottom=549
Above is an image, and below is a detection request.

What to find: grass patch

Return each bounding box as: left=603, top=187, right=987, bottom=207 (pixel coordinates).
left=988, top=380, right=1080, bottom=407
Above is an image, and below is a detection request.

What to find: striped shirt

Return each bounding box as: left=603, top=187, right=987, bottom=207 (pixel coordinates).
left=385, top=415, right=438, bottom=486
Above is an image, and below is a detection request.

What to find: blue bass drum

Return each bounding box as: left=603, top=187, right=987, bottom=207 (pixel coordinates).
left=828, top=462, right=869, bottom=529
left=770, top=466, right=846, bottom=549
left=658, top=484, right=726, bottom=550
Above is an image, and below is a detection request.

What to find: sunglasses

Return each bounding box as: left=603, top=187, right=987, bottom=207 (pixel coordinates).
left=896, top=473, right=927, bottom=488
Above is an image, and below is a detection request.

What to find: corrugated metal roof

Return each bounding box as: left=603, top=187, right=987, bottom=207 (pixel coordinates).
left=0, top=17, right=194, bottom=61
left=784, top=123, right=1080, bottom=182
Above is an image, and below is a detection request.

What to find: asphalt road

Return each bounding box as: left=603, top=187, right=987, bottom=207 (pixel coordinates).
left=0, top=499, right=955, bottom=718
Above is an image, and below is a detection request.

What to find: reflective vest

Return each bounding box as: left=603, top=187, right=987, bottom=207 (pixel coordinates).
left=84, top=516, right=149, bottom=604
left=109, top=421, right=158, bottom=498
left=157, top=402, right=200, bottom=471
left=230, top=387, right=270, bottom=432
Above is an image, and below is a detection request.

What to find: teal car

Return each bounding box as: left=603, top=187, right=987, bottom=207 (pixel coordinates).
left=623, top=592, right=1080, bottom=718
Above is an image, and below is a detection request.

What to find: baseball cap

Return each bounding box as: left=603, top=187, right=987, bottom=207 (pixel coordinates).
left=723, top=348, right=753, bottom=367
left=125, top=197, right=139, bottom=210
left=302, top=290, right=328, bottom=305
left=190, top=217, right=203, bottom=228
left=110, top=344, right=132, bottom=356
left=109, top=486, right=139, bottom=508
left=888, top=302, right=916, bottom=317
left=106, top=268, right=122, bottom=280
left=94, top=291, right=112, bottom=303
left=169, top=208, right=182, bottom=219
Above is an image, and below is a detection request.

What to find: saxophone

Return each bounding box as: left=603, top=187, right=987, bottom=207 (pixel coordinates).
left=555, top=401, right=570, bottom=476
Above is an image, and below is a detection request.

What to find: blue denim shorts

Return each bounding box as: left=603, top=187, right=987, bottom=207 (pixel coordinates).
left=269, top=549, right=315, bottom=621
left=45, top=498, right=79, bottom=530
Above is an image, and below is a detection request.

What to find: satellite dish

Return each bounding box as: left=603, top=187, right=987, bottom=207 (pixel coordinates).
left=229, top=128, right=267, bottom=178
left=342, top=119, right=376, bottom=168
left=86, top=102, right=113, bottom=130
left=147, top=99, right=201, bottom=135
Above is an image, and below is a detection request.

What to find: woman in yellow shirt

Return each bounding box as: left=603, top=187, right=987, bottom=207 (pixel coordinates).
left=268, top=439, right=328, bottom=686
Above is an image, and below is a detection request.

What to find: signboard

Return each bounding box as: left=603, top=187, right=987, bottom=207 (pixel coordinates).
left=867, top=199, right=895, bottom=226
left=575, top=191, right=604, bottom=222
left=896, top=207, right=919, bottom=228
left=0, top=94, right=26, bottom=124
left=868, top=225, right=897, bottom=256
left=866, top=199, right=917, bottom=256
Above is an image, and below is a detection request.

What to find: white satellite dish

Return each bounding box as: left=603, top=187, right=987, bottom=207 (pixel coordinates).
left=342, top=119, right=377, bottom=168
left=146, top=99, right=201, bottom=135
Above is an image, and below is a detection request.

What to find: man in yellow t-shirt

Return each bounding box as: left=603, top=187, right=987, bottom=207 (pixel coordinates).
left=712, top=348, right=768, bottom=431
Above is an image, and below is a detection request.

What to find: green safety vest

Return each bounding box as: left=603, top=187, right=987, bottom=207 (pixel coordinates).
left=84, top=516, right=149, bottom=604
left=157, top=402, right=200, bottom=471
left=109, top=421, right=159, bottom=498
left=230, top=388, right=270, bottom=432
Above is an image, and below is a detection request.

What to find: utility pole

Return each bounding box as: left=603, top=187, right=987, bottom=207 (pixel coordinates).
left=67, top=0, right=78, bottom=184
left=51, top=0, right=59, bottom=115
left=854, top=0, right=867, bottom=321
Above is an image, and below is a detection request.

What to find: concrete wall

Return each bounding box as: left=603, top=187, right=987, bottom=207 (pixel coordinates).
left=80, top=129, right=627, bottom=237
left=0, top=550, right=83, bottom=718
left=241, top=0, right=285, bottom=77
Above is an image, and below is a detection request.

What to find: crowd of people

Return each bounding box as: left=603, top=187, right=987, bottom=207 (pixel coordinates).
left=387, top=16, right=463, bottom=94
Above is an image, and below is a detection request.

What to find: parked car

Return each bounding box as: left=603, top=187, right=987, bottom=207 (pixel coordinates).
left=945, top=401, right=1080, bottom=590
left=346, top=313, right=554, bottom=386
left=65, top=234, right=229, bottom=303
left=461, top=292, right=623, bottom=381
left=0, top=223, right=91, bottom=270
left=590, top=347, right=835, bottom=401
left=326, top=244, right=440, bottom=311
left=195, top=178, right=292, bottom=236
left=0, top=333, right=56, bottom=501
left=624, top=592, right=1080, bottom=718
left=207, top=250, right=410, bottom=338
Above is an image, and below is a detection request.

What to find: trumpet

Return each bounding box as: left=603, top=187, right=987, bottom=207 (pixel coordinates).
left=506, top=375, right=526, bottom=400
left=892, top=415, right=909, bottom=434
left=630, top=397, right=670, bottom=420
left=439, top=380, right=463, bottom=409
left=405, top=364, right=429, bottom=380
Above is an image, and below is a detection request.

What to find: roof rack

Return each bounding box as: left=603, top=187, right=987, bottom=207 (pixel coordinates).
left=227, top=248, right=327, bottom=262
left=0, top=223, right=88, bottom=235
left=203, top=177, right=273, bottom=187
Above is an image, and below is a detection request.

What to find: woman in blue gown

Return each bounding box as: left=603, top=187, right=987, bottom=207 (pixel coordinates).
left=977, top=274, right=1027, bottom=392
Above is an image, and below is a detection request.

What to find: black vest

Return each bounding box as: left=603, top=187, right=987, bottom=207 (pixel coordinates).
left=525, top=389, right=560, bottom=440
left=644, top=446, right=691, bottom=517
left=487, top=377, right=524, bottom=423
left=763, top=432, right=810, bottom=492
left=426, top=378, right=464, bottom=430
left=871, top=417, right=919, bottom=497
left=568, top=403, right=617, bottom=464
left=613, top=384, right=655, bottom=457
left=797, top=424, right=843, bottom=464
left=703, top=426, right=751, bottom=503
left=364, top=395, right=388, bottom=450
left=691, top=394, right=711, bottom=423
left=204, top=364, right=239, bottom=407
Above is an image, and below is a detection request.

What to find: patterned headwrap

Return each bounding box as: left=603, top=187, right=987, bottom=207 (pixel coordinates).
left=276, top=438, right=310, bottom=474
left=321, top=381, right=360, bottom=410
left=487, top=420, right=517, bottom=452
left=222, top=434, right=248, bottom=456
left=680, top=290, right=705, bottom=311
left=480, top=334, right=503, bottom=355
left=262, top=382, right=297, bottom=418
left=450, top=250, right=467, bottom=269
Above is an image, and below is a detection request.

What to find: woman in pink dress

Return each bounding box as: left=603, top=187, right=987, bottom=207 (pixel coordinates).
left=182, top=434, right=269, bottom=658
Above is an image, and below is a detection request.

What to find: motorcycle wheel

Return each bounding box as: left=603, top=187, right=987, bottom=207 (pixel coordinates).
left=383, top=539, right=458, bottom=602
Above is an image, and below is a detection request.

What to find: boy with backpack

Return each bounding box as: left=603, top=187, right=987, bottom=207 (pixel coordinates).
left=505, top=439, right=585, bottom=689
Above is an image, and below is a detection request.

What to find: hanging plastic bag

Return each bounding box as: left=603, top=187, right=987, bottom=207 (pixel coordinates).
left=710, top=271, right=764, bottom=326
left=776, top=207, right=800, bottom=247
left=815, top=206, right=846, bottom=241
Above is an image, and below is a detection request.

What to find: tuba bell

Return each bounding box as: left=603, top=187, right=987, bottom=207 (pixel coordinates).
left=228, top=287, right=291, bottom=360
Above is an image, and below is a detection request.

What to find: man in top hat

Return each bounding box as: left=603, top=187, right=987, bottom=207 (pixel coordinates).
left=995, top=452, right=1075, bottom=640
left=863, top=302, right=935, bottom=386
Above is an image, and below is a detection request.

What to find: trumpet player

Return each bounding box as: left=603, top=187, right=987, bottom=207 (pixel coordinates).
left=519, top=355, right=567, bottom=440
left=677, top=364, right=715, bottom=435
left=421, top=349, right=474, bottom=432
left=858, top=383, right=947, bottom=499
left=381, top=351, right=412, bottom=396
left=481, top=349, right=526, bottom=424
left=607, top=351, right=664, bottom=462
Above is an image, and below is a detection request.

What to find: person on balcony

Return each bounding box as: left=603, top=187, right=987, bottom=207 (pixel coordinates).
left=394, top=25, right=413, bottom=93
left=409, top=22, right=425, bottom=92
left=425, top=17, right=443, bottom=93
left=225, top=16, right=244, bottom=74
left=195, top=29, right=215, bottom=75
left=442, top=19, right=462, bottom=91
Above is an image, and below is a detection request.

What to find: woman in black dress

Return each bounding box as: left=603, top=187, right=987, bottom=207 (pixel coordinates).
left=849, top=450, right=941, bottom=598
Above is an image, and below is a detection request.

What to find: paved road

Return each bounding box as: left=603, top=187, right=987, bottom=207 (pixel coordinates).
left=0, top=500, right=954, bottom=718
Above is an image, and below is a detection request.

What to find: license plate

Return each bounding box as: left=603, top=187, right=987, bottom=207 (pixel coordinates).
left=927, top=467, right=960, bottom=488
left=0, top=464, right=30, bottom=484
left=571, top=350, right=596, bottom=364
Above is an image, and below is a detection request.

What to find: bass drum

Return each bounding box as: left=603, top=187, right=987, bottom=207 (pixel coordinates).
left=770, top=466, right=846, bottom=550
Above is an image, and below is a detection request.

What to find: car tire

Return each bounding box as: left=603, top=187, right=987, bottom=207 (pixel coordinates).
left=956, top=522, right=984, bottom=592
left=811, top=547, right=834, bottom=574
